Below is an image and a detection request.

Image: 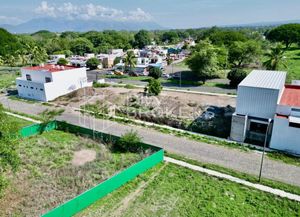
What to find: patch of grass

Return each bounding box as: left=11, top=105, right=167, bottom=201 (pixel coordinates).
left=124, top=84, right=136, bottom=89
left=166, top=152, right=300, bottom=196
left=0, top=68, right=19, bottom=90
left=93, top=82, right=111, bottom=88
left=281, top=47, right=300, bottom=82
left=0, top=130, right=146, bottom=216
left=5, top=114, right=33, bottom=129
left=78, top=163, right=300, bottom=217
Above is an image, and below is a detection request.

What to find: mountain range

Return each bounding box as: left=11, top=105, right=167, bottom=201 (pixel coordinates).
left=0, top=17, right=163, bottom=33
left=1, top=17, right=300, bottom=33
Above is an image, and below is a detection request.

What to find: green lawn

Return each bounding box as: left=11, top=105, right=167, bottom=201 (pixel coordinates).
left=0, top=130, right=146, bottom=217
left=0, top=67, right=20, bottom=90
left=6, top=114, right=33, bottom=129
left=280, top=47, right=300, bottom=82
left=77, top=163, right=300, bottom=217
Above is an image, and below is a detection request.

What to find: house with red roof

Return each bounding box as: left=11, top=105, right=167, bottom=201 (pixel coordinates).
left=16, top=64, right=90, bottom=102
left=230, top=70, right=300, bottom=155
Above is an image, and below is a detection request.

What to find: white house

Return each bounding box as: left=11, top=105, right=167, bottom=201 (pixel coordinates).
left=270, top=85, right=300, bottom=154
left=16, top=64, right=90, bottom=102
left=230, top=70, right=300, bottom=154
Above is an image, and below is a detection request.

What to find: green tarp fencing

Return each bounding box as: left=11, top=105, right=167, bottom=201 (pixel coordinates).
left=19, top=120, right=164, bottom=217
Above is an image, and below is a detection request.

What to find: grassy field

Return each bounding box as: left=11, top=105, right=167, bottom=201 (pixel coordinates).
left=281, top=47, right=300, bottom=82
left=77, top=163, right=300, bottom=217
left=0, top=67, right=20, bottom=90
left=0, top=129, right=147, bottom=216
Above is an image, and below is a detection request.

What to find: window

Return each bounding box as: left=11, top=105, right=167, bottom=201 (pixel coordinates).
left=289, top=122, right=300, bottom=128
left=249, top=122, right=268, bottom=134
left=26, top=74, right=32, bottom=81
left=18, top=84, right=22, bottom=87
left=45, top=77, right=51, bottom=83
left=30, top=87, right=34, bottom=89
left=40, top=88, right=44, bottom=91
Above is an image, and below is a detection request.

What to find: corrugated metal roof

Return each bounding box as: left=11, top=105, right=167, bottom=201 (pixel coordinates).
left=239, top=70, right=287, bottom=90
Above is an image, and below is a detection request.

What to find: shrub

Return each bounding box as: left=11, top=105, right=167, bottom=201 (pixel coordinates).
left=124, top=84, right=135, bottom=89
left=145, top=78, right=162, bottom=96
left=93, top=82, right=110, bottom=88
left=148, top=67, right=162, bottom=79
left=227, top=68, right=247, bottom=87
left=118, top=130, right=142, bottom=152
left=57, top=58, right=68, bottom=66
left=86, top=58, right=100, bottom=70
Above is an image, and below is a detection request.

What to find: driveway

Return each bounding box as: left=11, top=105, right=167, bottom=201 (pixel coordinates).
left=1, top=96, right=300, bottom=187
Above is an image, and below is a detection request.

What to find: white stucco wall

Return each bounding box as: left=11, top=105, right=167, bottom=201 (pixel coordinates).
left=270, top=117, right=300, bottom=154
left=21, top=69, right=53, bottom=83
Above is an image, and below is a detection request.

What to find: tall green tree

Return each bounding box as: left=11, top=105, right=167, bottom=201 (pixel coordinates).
left=134, top=30, right=152, bottom=49
left=186, top=40, right=220, bottom=83
left=70, top=38, right=94, bottom=56
left=263, top=44, right=287, bottom=70
left=266, top=24, right=300, bottom=48
left=124, top=51, right=136, bottom=73
left=228, top=40, right=261, bottom=67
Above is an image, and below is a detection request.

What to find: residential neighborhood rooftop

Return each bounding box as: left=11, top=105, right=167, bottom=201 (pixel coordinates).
left=239, top=70, right=287, bottom=90
left=279, top=85, right=300, bottom=107
left=24, top=64, right=78, bottom=73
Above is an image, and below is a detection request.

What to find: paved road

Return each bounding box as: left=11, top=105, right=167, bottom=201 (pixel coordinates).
left=1, top=96, right=300, bottom=187
left=86, top=65, right=237, bottom=95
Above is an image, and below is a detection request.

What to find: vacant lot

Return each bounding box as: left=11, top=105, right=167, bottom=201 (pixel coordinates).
left=0, top=67, right=20, bottom=91
left=55, top=87, right=235, bottom=138
left=0, top=130, right=148, bottom=216
left=78, top=163, right=300, bottom=217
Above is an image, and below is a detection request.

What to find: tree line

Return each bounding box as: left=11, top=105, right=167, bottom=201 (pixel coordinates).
left=186, top=24, right=300, bottom=86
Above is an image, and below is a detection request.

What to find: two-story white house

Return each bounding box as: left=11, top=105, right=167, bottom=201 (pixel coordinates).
left=16, top=64, right=90, bottom=102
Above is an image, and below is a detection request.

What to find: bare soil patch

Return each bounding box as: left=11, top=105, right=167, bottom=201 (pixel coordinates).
left=72, top=149, right=97, bottom=166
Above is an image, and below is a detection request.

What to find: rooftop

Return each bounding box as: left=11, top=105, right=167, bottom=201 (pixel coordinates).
left=23, top=64, right=78, bottom=73
left=239, top=70, right=287, bottom=90
left=279, top=85, right=300, bottom=107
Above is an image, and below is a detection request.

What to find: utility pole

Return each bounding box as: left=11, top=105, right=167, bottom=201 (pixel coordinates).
left=258, top=118, right=272, bottom=182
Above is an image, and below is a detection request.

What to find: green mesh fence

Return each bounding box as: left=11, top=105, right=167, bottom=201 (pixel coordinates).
left=19, top=121, right=164, bottom=217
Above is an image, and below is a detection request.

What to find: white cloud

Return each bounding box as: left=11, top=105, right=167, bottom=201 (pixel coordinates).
left=35, top=1, right=56, bottom=17
left=35, top=2, right=153, bottom=22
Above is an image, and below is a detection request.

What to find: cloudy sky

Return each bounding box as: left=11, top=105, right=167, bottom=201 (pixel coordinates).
left=0, top=0, right=300, bottom=28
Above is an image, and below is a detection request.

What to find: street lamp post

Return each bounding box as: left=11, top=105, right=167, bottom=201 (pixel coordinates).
left=258, top=118, right=272, bottom=182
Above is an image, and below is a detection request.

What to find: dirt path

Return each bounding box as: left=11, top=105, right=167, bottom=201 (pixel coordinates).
left=105, top=164, right=168, bottom=217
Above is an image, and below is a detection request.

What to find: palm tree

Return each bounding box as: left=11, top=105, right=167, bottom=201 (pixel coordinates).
left=263, top=44, right=287, bottom=70
left=0, top=56, right=3, bottom=66
left=16, top=49, right=29, bottom=66
left=3, top=55, right=16, bottom=71
left=31, top=46, right=48, bottom=66
left=124, top=51, right=136, bottom=73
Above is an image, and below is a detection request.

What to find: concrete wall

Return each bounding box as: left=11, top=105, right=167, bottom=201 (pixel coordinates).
left=236, top=86, right=279, bottom=119
left=16, top=79, right=46, bottom=101
left=230, top=113, right=247, bottom=142
left=270, top=117, right=300, bottom=154
left=21, top=69, right=52, bottom=83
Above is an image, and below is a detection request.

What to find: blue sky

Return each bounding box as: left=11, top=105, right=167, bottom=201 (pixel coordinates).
left=0, top=0, right=300, bottom=28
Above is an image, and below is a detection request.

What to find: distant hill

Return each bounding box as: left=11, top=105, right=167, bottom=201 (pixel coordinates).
left=225, top=19, right=300, bottom=28
left=1, top=17, right=164, bottom=33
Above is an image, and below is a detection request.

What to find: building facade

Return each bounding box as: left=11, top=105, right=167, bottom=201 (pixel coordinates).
left=16, top=64, right=90, bottom=102
left=230, top=70, right=300, bottom=154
